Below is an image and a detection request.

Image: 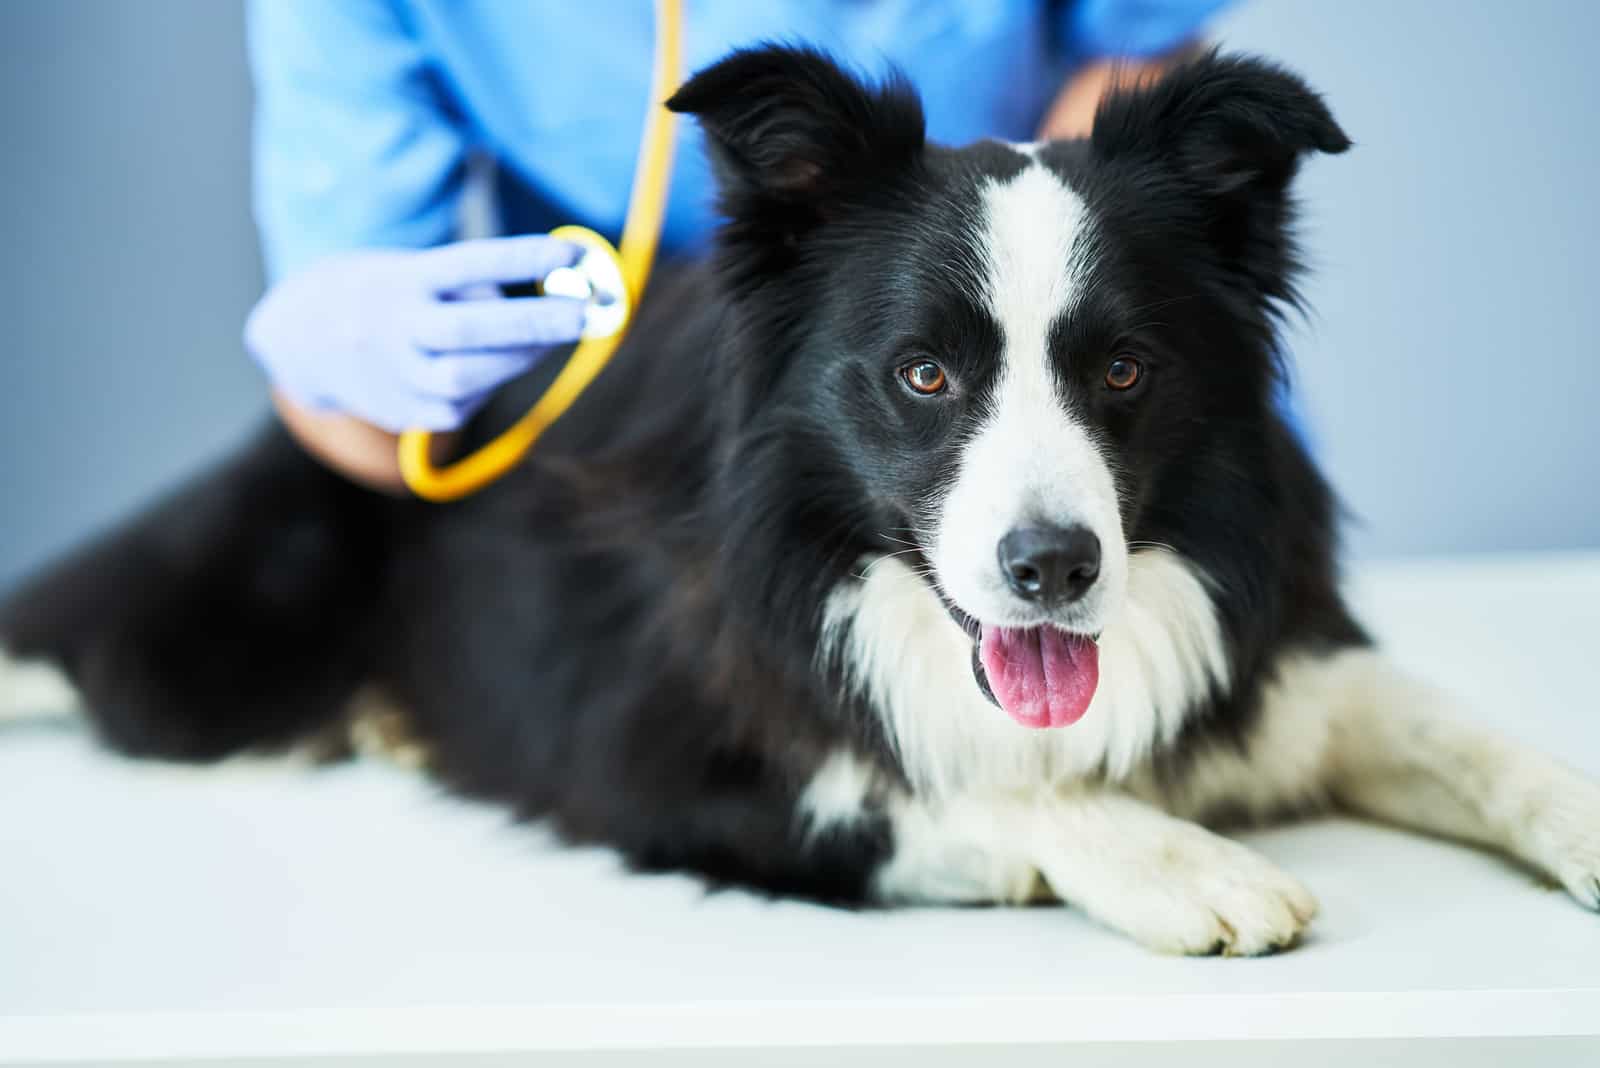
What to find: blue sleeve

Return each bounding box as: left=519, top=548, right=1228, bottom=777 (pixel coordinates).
left=1062, top=0, right=1234, bottom=59
left=247, top=0, right=468, bottom=281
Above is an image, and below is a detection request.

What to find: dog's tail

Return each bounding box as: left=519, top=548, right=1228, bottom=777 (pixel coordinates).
left=0, top=422, right=392, bottom=760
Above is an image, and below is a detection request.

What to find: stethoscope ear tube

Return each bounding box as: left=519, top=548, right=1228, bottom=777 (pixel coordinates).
left=398, top=0, right=682, bottom=502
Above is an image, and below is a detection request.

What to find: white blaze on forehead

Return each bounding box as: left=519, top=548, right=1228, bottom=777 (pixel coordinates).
left=976, top=161, right=1095, bottom=350
left=930, top=159, right=1126, bottom=626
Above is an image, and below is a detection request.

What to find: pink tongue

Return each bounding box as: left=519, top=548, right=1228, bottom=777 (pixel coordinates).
left=979, top=627, right=1100, bottom=729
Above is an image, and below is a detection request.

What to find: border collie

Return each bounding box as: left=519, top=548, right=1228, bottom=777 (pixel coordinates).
left=3, top=47, right=1596, bottom=955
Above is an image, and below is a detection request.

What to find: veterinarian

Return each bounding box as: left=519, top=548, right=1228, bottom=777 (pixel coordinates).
left=244, top=1, right=1232, bottom=491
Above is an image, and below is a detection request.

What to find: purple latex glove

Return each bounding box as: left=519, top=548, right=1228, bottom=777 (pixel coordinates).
left=244, top=235, right=587, bottom=432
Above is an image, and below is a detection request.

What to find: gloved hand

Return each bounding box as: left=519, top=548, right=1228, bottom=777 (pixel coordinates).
left=245, top=235, right=587, bottom=433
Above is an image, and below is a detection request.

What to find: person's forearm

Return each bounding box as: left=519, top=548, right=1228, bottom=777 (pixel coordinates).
left=273, top=391, right=456, bottom=496
left=1037, top=44, right=1201, bottom=140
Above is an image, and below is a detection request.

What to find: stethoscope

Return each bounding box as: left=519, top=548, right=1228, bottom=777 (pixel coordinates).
left=398, top=0, right=683, bottom=501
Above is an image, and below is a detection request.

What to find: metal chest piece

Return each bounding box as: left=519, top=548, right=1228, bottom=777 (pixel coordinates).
left=540, top=226, right=630, bottom=340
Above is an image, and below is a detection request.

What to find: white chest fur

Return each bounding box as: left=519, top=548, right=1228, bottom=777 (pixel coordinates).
left=820, top=549, right=1229, bottom=796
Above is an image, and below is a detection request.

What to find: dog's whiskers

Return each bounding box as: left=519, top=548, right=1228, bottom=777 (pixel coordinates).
left=858, top=546, right=931, bottom=579
left=1128, top=540, right=1180, bottom=555
left=878, top=527, right=923, bottom=545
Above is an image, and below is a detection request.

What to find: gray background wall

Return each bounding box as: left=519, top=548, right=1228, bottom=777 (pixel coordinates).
left=0, top=1, right=262, bottom=592
left=1, top=1, right=1595, bottom=591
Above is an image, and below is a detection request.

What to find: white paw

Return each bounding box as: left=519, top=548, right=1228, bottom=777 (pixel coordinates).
left=0, top=647, right=80, bottom=724
left=1521, top=770, right=1600, bottom=912
left=1043, top=823, right=1319, bottom=956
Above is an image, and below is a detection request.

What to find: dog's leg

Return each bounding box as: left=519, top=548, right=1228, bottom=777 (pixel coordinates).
left=0, top=423, right=389, bottom=761
left=1300, top=647, right=1600, bottom=911
left=0, top=645, right=80, bottom=725
left=875, top=788, right=1318, bottom=955
left=1168, top=647, right=1600, bottom=911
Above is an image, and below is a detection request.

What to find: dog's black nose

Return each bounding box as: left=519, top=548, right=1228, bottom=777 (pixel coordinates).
left=998, top=525, right=1101, bottom=605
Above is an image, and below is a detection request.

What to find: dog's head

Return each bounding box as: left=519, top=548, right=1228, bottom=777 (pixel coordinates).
left=670, top=47, right=1348, bottom=730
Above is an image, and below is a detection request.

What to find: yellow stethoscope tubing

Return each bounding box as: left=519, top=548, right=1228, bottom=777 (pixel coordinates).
left=398, top=0, right=682, bottom=501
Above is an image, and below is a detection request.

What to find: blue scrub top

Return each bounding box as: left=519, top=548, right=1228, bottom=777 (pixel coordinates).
left=248, top=0, right=1231, bottom=281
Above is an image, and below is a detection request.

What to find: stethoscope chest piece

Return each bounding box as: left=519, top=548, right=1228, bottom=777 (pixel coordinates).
left=541, top=224, right=629, bottom=340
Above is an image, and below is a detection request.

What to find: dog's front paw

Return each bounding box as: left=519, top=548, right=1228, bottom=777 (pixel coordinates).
left=1042, top=819, right=1319, bottom=956
left=1521, top=770, right=1600, bottom=912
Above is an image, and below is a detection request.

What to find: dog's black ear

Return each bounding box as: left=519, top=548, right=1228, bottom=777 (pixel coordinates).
left=1092, top=50, right=1350, bottom=197
left=667, top=45, right=924, bottom=220
left=1092, top=51, right=1348, bottom=309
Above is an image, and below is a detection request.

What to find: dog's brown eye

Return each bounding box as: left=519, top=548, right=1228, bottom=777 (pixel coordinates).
left=900, top=359, right=948, bottom=396
left=1105, top=356, right=1142, bottom=391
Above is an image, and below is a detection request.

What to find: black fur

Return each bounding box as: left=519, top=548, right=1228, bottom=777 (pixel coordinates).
left=0, top=48, right=1364, bottom=901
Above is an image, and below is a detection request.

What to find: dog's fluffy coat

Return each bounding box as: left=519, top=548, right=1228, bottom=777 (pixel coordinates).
left=3, top=48, right=1597, bottom=954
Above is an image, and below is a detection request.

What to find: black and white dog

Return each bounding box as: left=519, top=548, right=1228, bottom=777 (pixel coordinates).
left=3, top=47, right=1596, bottom=955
